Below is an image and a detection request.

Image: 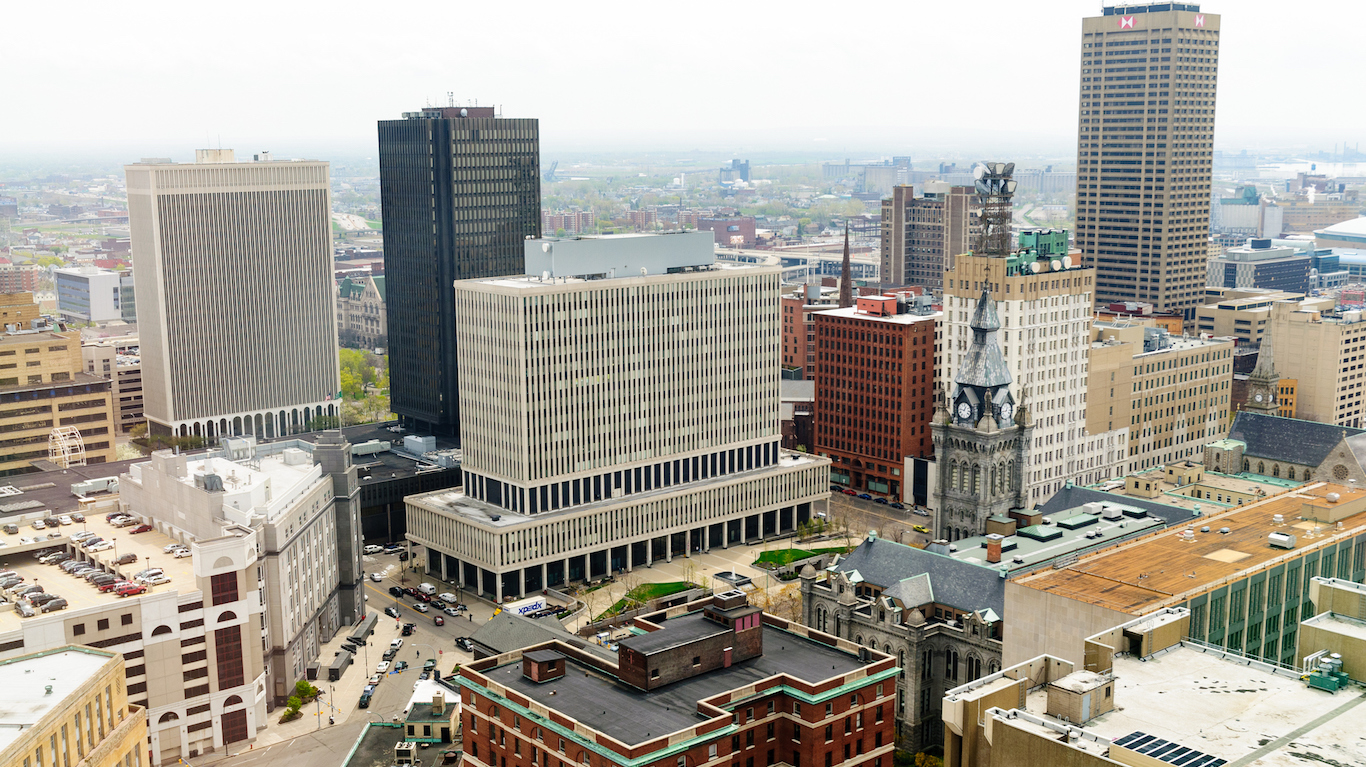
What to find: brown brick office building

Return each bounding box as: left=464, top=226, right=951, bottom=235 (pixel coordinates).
left=458, top=592, right=898, bottom=767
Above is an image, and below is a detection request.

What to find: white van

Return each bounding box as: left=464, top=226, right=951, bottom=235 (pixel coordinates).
left=390, top=638, right=403, bottom=650
left=417, top=583, right=437, bottom=596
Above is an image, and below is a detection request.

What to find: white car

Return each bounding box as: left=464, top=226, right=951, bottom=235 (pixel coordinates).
left=18, top=537, right=34, bottom=545
left=58, top=516, right=73, bottom=526
left=369, top=573, right=383, bottom=582
left=443, top=607, right=460, bottom=617
left=71, top=531, right=95, bottom=542
left=363, top=545, right=383, bottom=555
left=140, top=574, right=171, bottom=585
left=375, top=661, right=390, bottom=673
left=438, top=592, right=457, bottom=603
left=369, top=673, right=383, bottom=685
left=172, top=549, right=192, bottom=559
left=31, top=520, right=45, bottom=530
left=390, top=638, right=403, bottom=650
left=412, top=602, right=429, bottom=613
left=87, top=541, right=114, bottom=552
left=162, top=543, right=184, bottom=553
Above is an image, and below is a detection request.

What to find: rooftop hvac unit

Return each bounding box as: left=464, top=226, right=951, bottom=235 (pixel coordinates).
left=1100, top=504, right=1123, bottom=520
left=1268, top=532, right=1297, bottom=549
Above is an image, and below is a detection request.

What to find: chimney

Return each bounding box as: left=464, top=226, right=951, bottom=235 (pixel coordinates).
left=986, top=533, right=1004, bottom=564
left=431, top=693, right=446, bottom=716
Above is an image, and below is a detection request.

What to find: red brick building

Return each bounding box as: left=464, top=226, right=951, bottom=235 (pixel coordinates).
left=814, top=294, right=939, bottom=499
left=700, top=216, right=757, bottom=248
left=458, top=592, right=897, bottom=767
left=782, top=285, right=840, bottom=381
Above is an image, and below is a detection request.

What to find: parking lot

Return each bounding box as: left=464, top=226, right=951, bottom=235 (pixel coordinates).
left=0, top=512, right=197, bottom=628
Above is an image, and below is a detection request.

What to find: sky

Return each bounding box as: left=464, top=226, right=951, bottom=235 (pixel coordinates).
left=4, top=0, right=1362, bottom=165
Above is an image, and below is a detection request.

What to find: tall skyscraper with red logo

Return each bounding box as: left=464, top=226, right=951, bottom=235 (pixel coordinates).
left=1075, top=4, right=1220, bottom=323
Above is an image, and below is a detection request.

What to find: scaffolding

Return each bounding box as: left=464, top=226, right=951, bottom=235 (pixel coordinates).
left=48, top=425, right=87, bottom=468
left=973, top=161, right=1017, bottom=257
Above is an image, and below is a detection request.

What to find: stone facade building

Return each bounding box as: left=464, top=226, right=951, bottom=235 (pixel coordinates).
left=800, top=534, right=1003, bottom=753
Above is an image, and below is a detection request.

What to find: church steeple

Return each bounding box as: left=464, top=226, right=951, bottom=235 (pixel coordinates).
left=950, top=287, right=1016, bottom=428
left=838, top=223, right=852, bottom=308
left=1246, top=328, right=1280, bottom=414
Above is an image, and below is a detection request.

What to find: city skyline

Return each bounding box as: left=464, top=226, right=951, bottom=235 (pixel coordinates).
left=2, top=1, right=1363, bottom=161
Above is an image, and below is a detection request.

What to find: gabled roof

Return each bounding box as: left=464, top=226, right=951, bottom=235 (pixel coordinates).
left=1039, top=484, right=1195, bottom=527
left=1227, top=410, right=1362, bottom=466
left=830, top=536, right=1004, bottom=618
left=469, top=612, right=613, bottom=660
left=370, top=275, right=385, bottom=301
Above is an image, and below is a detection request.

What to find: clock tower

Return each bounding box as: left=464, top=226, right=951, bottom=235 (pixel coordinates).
left=1244, top=328, right=1280, bottom=415
left=930, top=287, right=1032, bottom=541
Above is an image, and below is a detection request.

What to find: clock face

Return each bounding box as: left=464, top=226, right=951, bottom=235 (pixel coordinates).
left=1255, top=394, right=1264, bottom=402
left=1000, top=403, right=1014, bottom=423
left=957, top=402, right=972, bottom=420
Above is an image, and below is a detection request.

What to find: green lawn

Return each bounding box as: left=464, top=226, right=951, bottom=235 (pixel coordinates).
left=753, top=546, right=850, bottom=569
left=595, top=581, right=698, bottom=621
left=366, top=219, right=382, bottom=229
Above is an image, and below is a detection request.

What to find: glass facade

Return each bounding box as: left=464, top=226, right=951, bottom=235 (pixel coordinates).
left=378, top=111, right=541, bottom=436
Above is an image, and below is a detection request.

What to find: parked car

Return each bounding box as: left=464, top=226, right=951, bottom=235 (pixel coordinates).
left=130, top=524, right=153, bottom=534
left=430, top=600, right=446, bottom=611
left=135, top=568, right=163, bottom=579
left=172, top=549, right=191, bottom=559
left=388, top=586, right=405, bottom=598
left=99, top=580, right=131, bottom=593
left=17, top=537, right=34, bottom=545
left=40, top=598, right=68, bottom=613
left=14, top=601, right=35, bottom=617
left=115, top=553, right=139, bottom=565
left=412, top=602, right=429, bottom=613
left=58, top=515, right=73, bottom=526
left=418, top=670, right=431, bottom=681
left=112, top=517, right=138, bottom=528
left=890, top=502, right=906, bottom=510
left=401, top=623, right=415, bottom=636
left=362, top=545, right=383, bottom=555
left=857, top=493, right=873, bottom=500
left=90, top=574, right=118, bottom=586
left=433, top=616, right=444, bottom=626
left=140, top=574, right=170, bottom=585
left=829, top=485, right=844, bottom=493
left=105, top=512, right=124, bottom=522
left=358, top=693, right=372, bottom=708
left=31, top=520, right=46, bottom=530
left=375, top=661, right=390, bottom=673
left=873, top=497, right=888, bottom=505
left=162, top=543, right=184, bottom=553
left=443, top=606, right=460, bottom=617
left=29, top=592, right=59, bottom=606
left=842, top=489, right=858, bottom=496
left=390, top=638, right=404, bottom=650
left=1, top=523, right=17, bottom=534
left=80, top=537, right=104, bottom=549
left=87, top=541, right=113, bottom=552
left=394, top=661, right=408, bottom=672
left=116, top=584, right=147, bottom=597
left=384, top=606, right=400, bottom=619
left=70, top=513, right=84, bottom=523
left=383, top=648, right=398, bottom=661
left=71, top=531, right=96, bottom=542
left=369, top=673, right=383, bottom=685
left=455, top=638, right=474, bottom=653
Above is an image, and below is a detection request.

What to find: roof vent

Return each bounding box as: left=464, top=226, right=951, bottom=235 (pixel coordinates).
left=44, top=685, right=52, bottom=695
left=1219, top=527, right=1231, bottom=534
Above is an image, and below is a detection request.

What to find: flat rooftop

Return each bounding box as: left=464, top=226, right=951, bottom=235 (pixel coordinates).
left=1020, top=644, right=1366, bottom=767
left=1017, top=483, right=1366, bottom=614
left=1094, top=468, right=1296, bottom=512
left=279, top=421, right=460, bottom=487
left=809, top=305, right=940, bottom=325
left=0, top=512, right=199, bottom=634
left=947, top=509, right=1164, bottom=573
left=483, top=619, right=868, bottom=746
left=410, top=450, right=822, bottom=531
left=0, top=647, right=112, bottom=752
left=471, top=261, right=770, bottom=292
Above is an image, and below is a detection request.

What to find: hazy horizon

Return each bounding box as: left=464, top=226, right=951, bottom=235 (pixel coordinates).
left=5, top=0, right=1362, bottom=169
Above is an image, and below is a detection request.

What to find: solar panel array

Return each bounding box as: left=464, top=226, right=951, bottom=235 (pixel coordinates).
left=1111, top=731, right=1228, bottom=767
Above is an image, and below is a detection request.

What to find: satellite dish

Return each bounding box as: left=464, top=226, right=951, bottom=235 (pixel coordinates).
left=1030, top=262, right=1041, bottom=273
left=541, top=243, right=551, bottom=253
left=1004, top=162, right=1015, bottom=176
left=973, top=164, right=987, bottom=180
left=1062, top=256, right=1073, bottom=268
left=460, top=108, right=468, bottom=117
left=1050, top=260, right=1062, bottom=271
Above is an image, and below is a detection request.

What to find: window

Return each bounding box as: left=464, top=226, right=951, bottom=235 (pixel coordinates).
left=824, top=725, right=832, bottom=743
left=746, top=731, right=754, bottom=748
left=693, top=656, right=701, bottom=667
left=825, top=703, right=833, bottom=717
left=210, top=572, right=238, bottom=606
left=767, top=701, right=774, bottom=716
left=651, top=669, right=660, bottom=680
left=766, top=723, right=774, bottom=741
left=97, top=619, right=109, bottom=631
left=214, top=626, right=244, bottom=688
left=793, top=702, right=802, bottom=717
left=746, top=708, right=754, bottom=722
left=73, top=624, right=85, bottom=636
left=121, top=614, right=132, bottom=626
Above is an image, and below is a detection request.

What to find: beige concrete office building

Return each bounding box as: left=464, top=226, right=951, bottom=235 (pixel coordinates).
left=125, top=149, right=340, bottom=440
left=1076, top=4, right=1220, bottom=321
left=82, top=333, right=145, bottom=434
left=880, top=182, right=975, bottom=290
left=1268, top=299, right=1366, bottom=427
left=942, top=253, right=1128, bottom=504
left=0, top=512, right=267, bottom=765
left=1089, top=319, right=1232, bottom=471
left=0, top=646, right=148, bottom=767
left=1194, top=287, right=1330, bottom=345
left=406, top=235, right=831, bottom=600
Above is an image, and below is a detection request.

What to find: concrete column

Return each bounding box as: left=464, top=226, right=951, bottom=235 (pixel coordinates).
left=625, top=546, right=632, bottom=573
left=541, top=563, right=548, bottom=590
left=666, top=533, right=673, bottom=563
left=703, top=527, right=710, bottom=554
left=723, top=523, right=730, bottom=549
left=646, top=541, right=653, bottom=567
left=565, top=557, right=571, bottom=585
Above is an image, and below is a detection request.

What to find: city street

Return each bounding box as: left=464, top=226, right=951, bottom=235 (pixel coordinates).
left=826, top=493, right=933, bottom=547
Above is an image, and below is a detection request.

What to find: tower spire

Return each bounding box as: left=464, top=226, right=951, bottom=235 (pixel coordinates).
left=839, top=223, right=852, bottom=308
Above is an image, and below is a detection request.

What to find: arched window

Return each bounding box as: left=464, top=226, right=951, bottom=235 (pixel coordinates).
left=151, top=625, right=172, bottom=636
left=856, top=635, right=863, bottom=646
left=218, top=611, right=237, bottom=623
left=224, top=695, right=243, bottom=707
left=1288, top=467, right=1297, bottom=480
left=1273, top=464, right=1280, bottom=477
left=972, top=466, right=981, bottom=496
left=1304, top=470, right=1312, bottom=481
left=579, top=753, right=590, bottom=766
left=158, top=712, right=178, bottom=724
left=1243, top=459, right=1250, bottom=472
left=899, top=650, right=906, bottom=679
left=990, top=465, right=998, bottom=496
left=1258, top=461, right=1265, bottom=474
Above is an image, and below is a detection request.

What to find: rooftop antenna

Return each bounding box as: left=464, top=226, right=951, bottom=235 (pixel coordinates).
left=448, top=92, right=454, bottom=108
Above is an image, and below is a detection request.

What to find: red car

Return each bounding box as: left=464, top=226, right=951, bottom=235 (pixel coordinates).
left=99, top=580, right=131, bottom=593
left=116, top=584, right=146, bottom=597
left=130, top=524, right=153, bottom=534
left=842, top=489, right=858, bottom=496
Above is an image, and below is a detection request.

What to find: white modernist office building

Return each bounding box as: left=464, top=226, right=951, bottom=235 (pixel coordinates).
left=125, top=149, right=341, bottom=440
left=404, top=232, right=831, bottom=601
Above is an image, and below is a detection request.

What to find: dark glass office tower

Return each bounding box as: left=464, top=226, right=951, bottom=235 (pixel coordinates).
left=379, top=106, right=540, bottom=437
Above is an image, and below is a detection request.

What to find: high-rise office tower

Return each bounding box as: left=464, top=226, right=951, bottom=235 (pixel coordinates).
left=404, top=232, right=830, bottom=601
left=879, top=183, right=976, bottom=290
left=1076, top=4, right=1220, bottom=322
left=378, top=106, right=540, bottom=437
left=125, top=150, right=340, bottom=439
